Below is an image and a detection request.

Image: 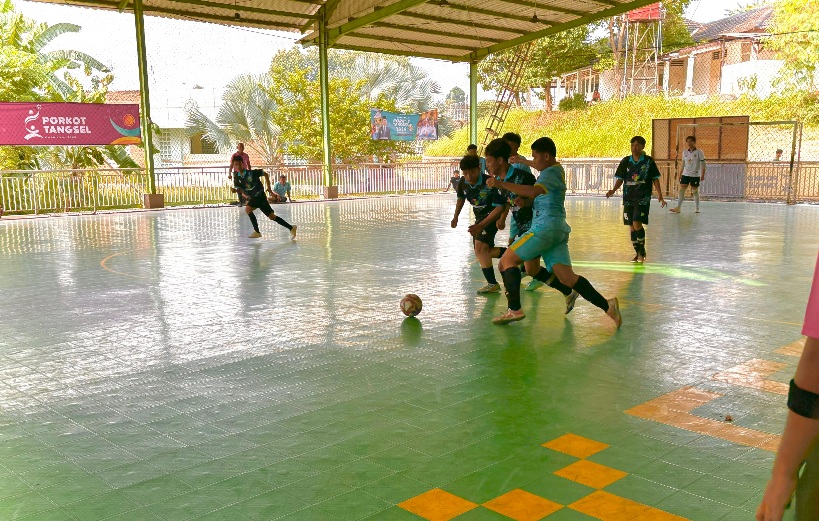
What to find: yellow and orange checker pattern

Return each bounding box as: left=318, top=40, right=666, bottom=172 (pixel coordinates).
left=0, top=196, right=812, bottom=521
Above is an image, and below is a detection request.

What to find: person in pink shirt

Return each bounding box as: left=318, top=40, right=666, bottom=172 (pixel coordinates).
left=757, top=252, right=819, bottom=520
left=228, top=143, right=251, bottom=205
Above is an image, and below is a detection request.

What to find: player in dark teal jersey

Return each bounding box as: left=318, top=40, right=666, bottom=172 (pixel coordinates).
left=606, top=136, right=667, bottom=263
left=231, top=157, right=297, bottom=240
left=488, top=137, right=621, bottom=328
left=452, top=154, right=506, bottom=294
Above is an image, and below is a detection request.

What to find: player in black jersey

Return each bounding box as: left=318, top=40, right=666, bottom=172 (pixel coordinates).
left=231, top=157, right=297, bottom=240
left=452, top=154, right=506, bottom=294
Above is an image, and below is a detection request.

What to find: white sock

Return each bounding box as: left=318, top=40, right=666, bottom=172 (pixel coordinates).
left=693, top=188, right=700, bottom=209
left=677, top=187, right=686, bottom=208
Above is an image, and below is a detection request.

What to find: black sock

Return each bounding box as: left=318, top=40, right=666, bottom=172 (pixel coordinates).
left=572, top=276, right=609, bottom=312
left=496, top=247, right=507, bottom=259
left=481, top=267, right=498, bottom=285
left=273, top=215, right=293, bottom=230
left=636, top=229, right=646, bottom=256
left=248, top=213, right=260, bottom=233
left=532, top=268, right=572, bottom=296
left=630, top=230, right=639, bottom=254
left=501, top=267, right=523, bottom=311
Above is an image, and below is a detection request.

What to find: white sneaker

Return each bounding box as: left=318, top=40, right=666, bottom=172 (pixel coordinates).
left=477, top=283, right=501, bottom=294
left=290, top=225, right=298, bottom=240
left=248, top=231, right=262, bottom=238
left=493, top=308, right=526, bottom=324
left=565, top=290, right=579, bottom=314
left=525, top=279, right=544, bottom=291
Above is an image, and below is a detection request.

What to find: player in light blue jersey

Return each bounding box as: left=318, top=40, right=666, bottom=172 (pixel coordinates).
left=487, top=137, right=621, bottom=328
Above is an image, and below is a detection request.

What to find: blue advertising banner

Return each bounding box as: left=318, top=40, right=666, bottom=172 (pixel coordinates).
left=370, top=109, right=438, bottom=141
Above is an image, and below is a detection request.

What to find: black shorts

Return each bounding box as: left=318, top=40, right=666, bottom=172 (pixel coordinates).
left=623, top=204, right=650, bottom=225
left=473, top=221, right=498, bottom=248
left=680, top=176, right=701, bottom=187
left=247, top=194, right=274, bottom=216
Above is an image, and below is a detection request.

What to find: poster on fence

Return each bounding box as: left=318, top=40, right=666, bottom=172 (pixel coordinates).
left=0, top=102, right=142, bottom=146
left=370, top=109, right=438, bottom=141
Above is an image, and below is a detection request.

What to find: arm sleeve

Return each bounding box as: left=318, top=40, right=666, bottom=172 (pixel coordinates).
left=614, top=158, right=628, bottom=180
left=699, top=150, right=706, bottom=163
left=456, top=180, right=466, bottom=199
left=804, top=252, right=819, bottom=338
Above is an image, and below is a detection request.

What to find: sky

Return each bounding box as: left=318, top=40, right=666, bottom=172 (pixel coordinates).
left=16, top=0, right=750, bottom=109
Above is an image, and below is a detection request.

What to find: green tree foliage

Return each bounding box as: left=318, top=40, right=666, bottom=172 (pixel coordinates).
left=186, top=74, right=282, bottom=164
left=446, top=87, right=466, bottom=104
left=1, top=0, right=134, bottom=171
left=768, top=0, right=819, bottom=89
left=265, top=63, right=408, bottom=163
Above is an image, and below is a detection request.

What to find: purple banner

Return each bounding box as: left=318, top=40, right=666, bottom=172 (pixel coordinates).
left=0, top=102, right=142, bottom=146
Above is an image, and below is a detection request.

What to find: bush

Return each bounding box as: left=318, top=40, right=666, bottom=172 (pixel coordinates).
left=558, top=93, right=587, bottom=112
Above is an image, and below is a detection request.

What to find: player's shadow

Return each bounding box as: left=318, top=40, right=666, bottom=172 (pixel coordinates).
left=401, top=317, right=423, bottom=346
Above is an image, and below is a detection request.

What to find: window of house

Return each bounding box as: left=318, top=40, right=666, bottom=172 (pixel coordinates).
left=712, top=50, right=723, bottom=61
left=158, top=132, right=173, bottom=160
left=190, top=133, right=219, bottom=155
left=671, top=60, right=684, bottom=67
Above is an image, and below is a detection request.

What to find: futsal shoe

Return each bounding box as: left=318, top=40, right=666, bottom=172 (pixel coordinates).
left=248, top=232, right=262, bottom=238
left=565, top=290, right=580, bottom=314
left=630, top=255, right=641, bottom=263
left=606, top=298, right=622, bottom=329
left=493, top=309, right=526, bottom=325
left=669, top=207, right=681, bottom=213
left=695, top=208, right=700, bottom=213
left=525, top=279, right=544, bottom=291
left=477, top=283, right=501, bottom=294
left=290, top=225, right=298, bottom=240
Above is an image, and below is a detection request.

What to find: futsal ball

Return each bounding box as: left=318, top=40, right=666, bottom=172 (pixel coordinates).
left=400, top=294, right=423, bottom=317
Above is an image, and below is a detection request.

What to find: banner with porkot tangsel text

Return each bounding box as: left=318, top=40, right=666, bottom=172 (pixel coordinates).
left=0, top=102, right=142, bottom=146
left=370, top=108, right=438, bottom=141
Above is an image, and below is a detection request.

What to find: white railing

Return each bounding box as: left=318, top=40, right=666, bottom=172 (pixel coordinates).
left=3, top=159, right=818, bottom=214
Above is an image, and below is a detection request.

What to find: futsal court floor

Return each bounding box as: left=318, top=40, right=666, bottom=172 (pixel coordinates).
left=0, top=194, right=816, bottom=521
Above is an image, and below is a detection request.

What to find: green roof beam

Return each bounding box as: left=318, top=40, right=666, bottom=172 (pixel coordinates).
left=371, top=22, right=502, bottom=43
left=494, top=0, right=585, bottom=17
left=347, top=31, right=478, bottom=51
left=434, top=3, right=552, bottom=26
left=390, top=11, right=528, bottom=35
left=167, top=0, right=319, bottom=19
left=333, top=43, right=465, bottom=62
left=328, top=0, right=431, bottom=44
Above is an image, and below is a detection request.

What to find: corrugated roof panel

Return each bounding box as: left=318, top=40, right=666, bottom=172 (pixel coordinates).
left=352, top=26, right=494, bottom=49
left=336, top=34, right=470, bottom=59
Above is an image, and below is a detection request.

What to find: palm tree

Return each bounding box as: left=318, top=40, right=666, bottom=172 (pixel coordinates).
left=186, top=74, right=282, bottom=165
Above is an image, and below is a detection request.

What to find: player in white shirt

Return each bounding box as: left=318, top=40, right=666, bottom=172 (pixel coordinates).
left=670, top=135, right=706, bottom=213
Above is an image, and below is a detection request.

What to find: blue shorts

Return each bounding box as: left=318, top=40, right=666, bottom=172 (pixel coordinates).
left=509, top=219, right=532, bottom=243
left=510, top=228, right=571, bottom=270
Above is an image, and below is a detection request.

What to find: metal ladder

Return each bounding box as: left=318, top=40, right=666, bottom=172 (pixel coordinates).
left=479, top=42, right=534, bottom=151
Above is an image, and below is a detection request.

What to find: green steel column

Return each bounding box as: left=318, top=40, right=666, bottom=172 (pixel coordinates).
left=469, top=59, right=478, bottom=147
left=318, top=8, right=334, bottom=192
left=133, top=0, right=156, bottom=194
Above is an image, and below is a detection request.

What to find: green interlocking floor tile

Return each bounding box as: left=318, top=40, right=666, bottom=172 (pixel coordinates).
left=656, top=490, right=734, bottom=521
left=718, top=509, right=761, bottom=521
left=401, top=456, right=472, bottom=487
left=0, top=490, right=56, bottom=519
left=332, top=457, right=395, bottom=486
left=315, top=490, right=393, bottom=520
left=361, top=505, right=427, bottom=520
left=0, top=474, right=33, bottom=499
left=585, top=446, right=655, bottom=474
left=194, top=434, right=260, bottom=459
left=614, top=433, right=681, bottom=460
left=269, top=434, right=330, bottom=457
left=713, top=460, right=771, bottom=490
left=365, top=445, right=430, bottom=473
left=276, top=503, right=343, bottom=520
left=96, top=459, right=169, bottom=489
left=119, top=475, right=194, bottom=506
left=684, top=474, right=761, bottom=508
left=190, top=506, right=254, bottom=521
left=452, top=507, right=514, bottom=520
left=38, top=475, right=113, bottom=506
left=293, top=446, right=361, bottom=472
left=732, top=448, right=777, bottom=470
left=171, top=459, right=246, bottom=489
left=197, top=472, right=275, bottom=505
left=634, top=460, right=707, bottom=490
left=13, top=508, right=75, bottom=521
left=145, top=447, right=216, bottom=473
left=522, top=473, right=597, bottom=505
left=72, top=448, right=141, bottom=474
left=147, top=490, right=225, bottom=521
left=234, top=489, right=309, bottom=521
left=603, top=474, right=678, bottom=506
left=60, top=491, right=141, bottom=521
left=659, top=445, right=734, bottom=474
left=277, top=472, right=356, bottom=503
left=541, top=508, right=600, bottom=521
left=331, top=431, right=398, bottom=457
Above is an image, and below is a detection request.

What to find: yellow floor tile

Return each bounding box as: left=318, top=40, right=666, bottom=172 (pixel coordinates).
left=711, top=359, right=789, bottom=395
left=569, top=490, right=651, bottom=521
left=632, top=508, right=691, bottom=521
left=482, top=489, right=563, bottom=521
left=543, top=433, right=609, bottom=459
left=398, top=489, right=478, bottom=521
left=553, top=459, right=627, bottom=489
left=775, top=338, right=805, bottom=357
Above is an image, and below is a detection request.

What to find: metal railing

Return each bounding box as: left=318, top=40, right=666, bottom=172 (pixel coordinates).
left=2, top=158, right=818, bottom=215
